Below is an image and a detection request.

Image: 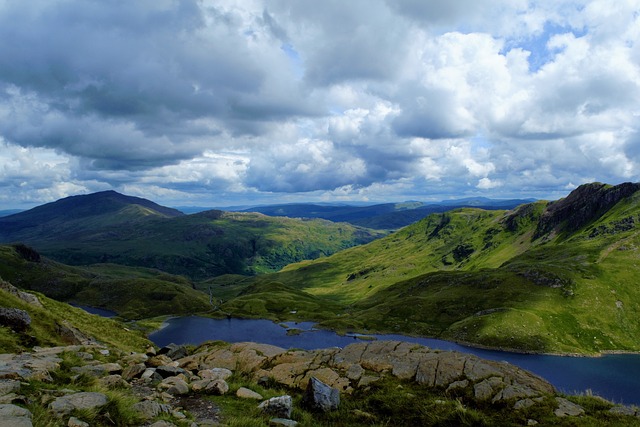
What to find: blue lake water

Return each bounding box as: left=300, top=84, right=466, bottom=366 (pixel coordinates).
left=71, top=304, right=118, bottom=318
left=149, top=316, right=640, bottom=405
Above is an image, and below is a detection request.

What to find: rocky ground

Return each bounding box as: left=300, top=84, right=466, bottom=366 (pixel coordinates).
left=1, top=339, right=640, bottom=426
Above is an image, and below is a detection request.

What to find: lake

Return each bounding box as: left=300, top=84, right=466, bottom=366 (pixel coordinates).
left=149, top=316, right=640, bottom=405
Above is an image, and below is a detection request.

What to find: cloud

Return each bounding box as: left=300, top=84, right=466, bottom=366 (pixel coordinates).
left=0, top=0, right=639, bottom=208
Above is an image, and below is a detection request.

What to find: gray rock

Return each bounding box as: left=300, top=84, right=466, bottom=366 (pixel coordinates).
left=0, top=403, right=32, bottom=427
left=514, top=399, right=536, bottom=410
left=473, top=377, right=504, bottom=401
left=156, top=365, right=187, bottom=378
left=141, top=368, right=163, bottom=383
left=554, top=397, right=585, bottom=417
left=0, top=308, right=31, bottom=332
left=68, top=416, right=89, bottom=427
left=192, top=379, right=229, bottom=395
left=159, top=377, right=189, bottom=395
left=198, top=367, right=233, bottom=381
left=49, top=392, right=108, bottom=416
left=0, top=381, right=20, bottom=396
left=609, top=405, right=638, bottom=416
left=236, top=387, right=263, bottom=400
left=446, top=379, right=469, bottom=392
left=269, top=418, right=298, bottom=426
left=302, top=377, right=340, bottom=412
left=158, top=344, right=188, bottom=360
left=98, top=374, right=130, bottom=390
left=122, top=363, right=146, bottom=381
left=259, top=395, right=293, bottom=419
left=132, top=400, right=172, bottom=420
left=149, top=421, right=177, bottom=427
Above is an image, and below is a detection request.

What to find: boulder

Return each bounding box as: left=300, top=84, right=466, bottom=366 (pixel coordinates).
left=0, top=308, right=31, bottom=332
left=0, top=403, right=32, bottom=427
left=155, top=365, right=186, bottom=378
left=98, top=374, right=130, bottom=390
left=302, top=377, right=340, bottom=412
left=258, top=395, right=293, bottom=419
left=158, top=344, right=188, bottom=361
left=132, top=401, right=172, bottom=421
left=198, top=368, right=233, bottom=381
left=49, top=392, right=108, bottom=416
left=159, top=377, right=189, bottom=395
left=191, top=379, right=229, bottom=395
left=122, top=363, right=146, bottom=381
left=237, top=387, right=263, bottom=400
left=269, top=418, right=298, bottom=426
left=554, top=397, right=585, bottom=417
left=68, top=417, right=89, bottom=427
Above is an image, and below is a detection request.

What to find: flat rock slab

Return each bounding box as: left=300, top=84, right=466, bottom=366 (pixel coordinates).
left=49, top=392, right=108, bottom=416
left=0, top=403, right=32, bottom=427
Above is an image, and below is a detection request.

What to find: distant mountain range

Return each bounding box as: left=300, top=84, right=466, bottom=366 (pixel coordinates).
left=0, top=190, right=385, bottom=280
left=238, top=197, right=534, bottom=229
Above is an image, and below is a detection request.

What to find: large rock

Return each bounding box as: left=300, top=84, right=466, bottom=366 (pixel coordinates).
left=0, top=308, right=31, bottom=332
left=302, top=377, right=340, bottom=412
left=258, top=395, right=293, bottom=419
left=158, top=344, right=188, bottom=360
left=0, top=403, right=32, bottom=427
left=132, top=401, right=172, bottom=421
left=554, top=397, right=585, bottom=417
left=49, top=392, right=108, bottom=416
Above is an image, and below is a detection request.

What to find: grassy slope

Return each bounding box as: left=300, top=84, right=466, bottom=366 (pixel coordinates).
left=6, top=207, right=385, bottom=280
left=213, top=188, right=640, bottom=354
left=0, top=280, right=150, bottom=353
left=0, top=245, right=211, bottom=319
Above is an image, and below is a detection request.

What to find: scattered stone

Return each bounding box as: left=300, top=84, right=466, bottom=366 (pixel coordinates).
left=98, top=374, right=130, bottom=389
left=269, top=418, right=298, bottom=426
left=158, top=344, right=188, bottom=360
left=146, top=346, right=157, bottom=356
left=259, top=395, right=293, bottom=419
left=159, top=377, right=189, bottom=395
left=0, top=403, right=33, bottom=427
left=68, top=416, right=89, bottom=427
left=0, top=380, right=20, bottom=397
left=122, top=363, right=147, bottom=381
left=141, top=368, right=163, bottom=383
left=446, top=379, right=469, bottom=392
left=236, top=387, right=263, bottom=400
left=149, top=421, right=177, bottom=427
left=609, top=405, right=638, bottom=416
left=199, top=367, right=233, bottom=381
left=527, top=420, right=539, bottom=425
left=514, top=398, right=536, bottom=410
left=0, top=308, right=31, bottom=332
left=49, top=392, right=108, bottom=416
left=132, top=400, right=172, bottom=420
left=554, top=397, right=585, bottom=417
left=302, top=377, right=340, bottom=412
left=156, top=365, right=186, bottom=378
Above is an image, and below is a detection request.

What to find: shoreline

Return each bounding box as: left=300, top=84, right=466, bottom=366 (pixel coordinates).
left=147, top=314, right=640, bottom=358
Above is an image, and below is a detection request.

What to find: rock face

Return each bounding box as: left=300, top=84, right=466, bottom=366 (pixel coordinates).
left=302, top=377, right=340, bottom=412
left=258, top=395, right=293, bottom=418
left=49, top=392, right=108, bottom=416
left=0, top=308, right=31, bottom=332
left=0, top=403, right=33, bottom=427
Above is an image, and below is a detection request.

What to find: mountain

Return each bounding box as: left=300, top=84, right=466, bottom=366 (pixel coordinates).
left=241, top=198, right=534, bottom=229
left=212, top=182, right=640, bottom=354
left=0, top=243, right=211, bottom=319
left=0, top=209, right=23, bottom=217
left=0, top=191, right=385, bottom=280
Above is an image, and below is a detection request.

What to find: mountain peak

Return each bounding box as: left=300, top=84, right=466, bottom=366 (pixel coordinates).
left=534, top=182, right=640, bottom=238
left=0, top=191, right=184, bottom=239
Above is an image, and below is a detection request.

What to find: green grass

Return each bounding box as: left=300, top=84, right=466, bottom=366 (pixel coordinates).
left=215, top=188, right=640, bottom=354
left=0, top=280, right=150, bottom=353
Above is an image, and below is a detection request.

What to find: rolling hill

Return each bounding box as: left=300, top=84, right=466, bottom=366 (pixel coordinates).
left=0, top=243, right=211, bottom=319
left=0, top=191, right=386, bottom=280
left=211, top=182, right=640, bottom=354
left=240, top=197, right=534, bottom=229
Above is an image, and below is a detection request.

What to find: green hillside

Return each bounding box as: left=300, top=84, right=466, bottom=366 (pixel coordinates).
left=0, top=277, right=150, bottom=353
left=212, top=182, right=640, bottom=354
left=0, top=191, right=385, bottom=280
left=0, top=244, right=211, bottom=319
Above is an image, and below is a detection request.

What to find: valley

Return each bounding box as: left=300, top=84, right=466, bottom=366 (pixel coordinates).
left=2, top=182, right=640, bottom=356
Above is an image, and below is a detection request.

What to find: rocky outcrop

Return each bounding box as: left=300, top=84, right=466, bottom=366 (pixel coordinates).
left=534, top=182, right=640, bottom=239
left=0, top=280, right=42, bottom=308
left=302, top=377, right=340, bottom=412
left=0, top=308, right=31, bottom=332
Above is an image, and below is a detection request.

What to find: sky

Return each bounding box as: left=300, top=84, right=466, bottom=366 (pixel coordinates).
left=1, top=0, right=639, bottom=209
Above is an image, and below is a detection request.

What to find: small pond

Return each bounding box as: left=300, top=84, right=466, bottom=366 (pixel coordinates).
left=149, top=316, right=640, bottom=405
